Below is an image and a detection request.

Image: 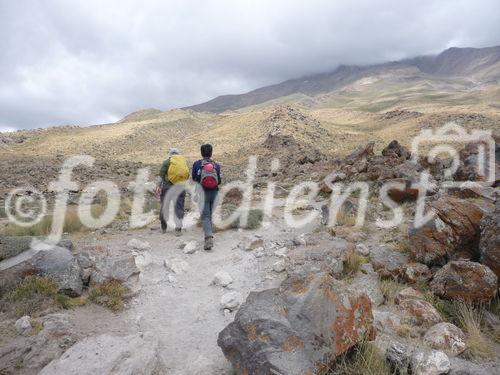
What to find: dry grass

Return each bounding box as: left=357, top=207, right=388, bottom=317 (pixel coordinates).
left=379, top=279, right=406, bottom=305
left=1, top=205, right=106, bottom=236
left=29, top=318, right=43, bottom=335
left=326, top=340, right=394, bottom=375
left=390, top=236, right=410, bottom=253
left=342, top=248, right=368, bottom=277
left=336, top=213, right=358, bottom=227
left=396, top=323, right=412, bottom=339
left=88, top=280, right=126, bottom=312
left=454, top=300, right=497, bottom=360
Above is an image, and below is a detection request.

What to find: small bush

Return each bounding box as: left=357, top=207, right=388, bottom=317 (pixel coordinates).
left=88, top=280, right=126, bottom=312
left=3, top=275, right=86, bottom=317
left=5, top=276, right=58, bottom=316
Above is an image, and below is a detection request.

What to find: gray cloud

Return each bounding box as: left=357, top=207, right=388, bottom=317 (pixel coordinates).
left=1, top=0, right=500, bottom=131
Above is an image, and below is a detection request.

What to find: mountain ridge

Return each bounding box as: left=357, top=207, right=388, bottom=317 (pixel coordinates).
left=185, top=45, right=500, bottom=113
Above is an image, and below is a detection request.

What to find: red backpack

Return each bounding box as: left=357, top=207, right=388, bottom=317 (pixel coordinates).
left=200, top=160, right=219, bottom=189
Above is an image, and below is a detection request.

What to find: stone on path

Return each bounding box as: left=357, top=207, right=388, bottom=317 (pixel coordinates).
left=213, top=271, right=233, bottom=287
left=163, top=258, right=190, bottom=274
left=220, top=291, right=242, bottom=311
left=127, top=238, right=151, bottom=251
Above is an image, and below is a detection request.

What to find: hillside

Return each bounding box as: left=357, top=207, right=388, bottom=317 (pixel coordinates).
left=186, top=46, right=500, bottom=113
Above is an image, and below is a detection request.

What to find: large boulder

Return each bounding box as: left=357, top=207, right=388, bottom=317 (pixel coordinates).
left=217, top=273, right=374, bottom=375
left=479, top=200, right=499, bottom=282
left=0, top=245, right=83, bottom=297
left=430, top=260, right=497, bottom=303
left=409, top=197, right=483, bottom=266
left=39, top=334, right=164, bottom=375
left=91, top=254, right=140, bottom=294
left=31, top=246, right=83, bottom=297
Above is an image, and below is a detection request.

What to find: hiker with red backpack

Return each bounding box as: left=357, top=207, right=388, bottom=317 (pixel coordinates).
left=156, top=148, right=190, bottom=236
left=192, top=144, right=221, bottom=250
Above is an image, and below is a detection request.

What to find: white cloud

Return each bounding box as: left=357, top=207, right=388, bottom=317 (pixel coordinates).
left=1, top=0, right=499, bottom=130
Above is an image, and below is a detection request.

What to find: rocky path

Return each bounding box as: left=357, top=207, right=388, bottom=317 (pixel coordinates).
left=120, top=219, right=301, bottom=374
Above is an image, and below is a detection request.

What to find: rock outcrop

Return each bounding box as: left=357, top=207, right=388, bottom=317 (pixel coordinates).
left=0, top=245, right=83, bottom=296
left=217, top=272, right=374, bottom=375
left=409, top=196, right=483, bottom=266
left=430, top=260, right=497, bottom=303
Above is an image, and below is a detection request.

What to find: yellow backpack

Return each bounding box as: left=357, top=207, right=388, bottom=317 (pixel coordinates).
left=167, top=155, right=190, bottom=184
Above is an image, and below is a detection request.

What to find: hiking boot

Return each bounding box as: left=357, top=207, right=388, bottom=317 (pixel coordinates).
left=204, top=236, right=213, bottom=251
left=174, top=228, right=182, bottom=237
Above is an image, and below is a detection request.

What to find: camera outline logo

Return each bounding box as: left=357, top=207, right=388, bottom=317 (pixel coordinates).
left=410, top=122, right=495, bottom=188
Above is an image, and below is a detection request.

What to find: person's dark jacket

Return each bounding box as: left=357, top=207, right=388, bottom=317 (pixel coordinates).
left=192, top=158, right=221, bottom=188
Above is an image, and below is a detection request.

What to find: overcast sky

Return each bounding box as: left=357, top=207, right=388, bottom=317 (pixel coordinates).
left=1, top=0, right=499, bottom=131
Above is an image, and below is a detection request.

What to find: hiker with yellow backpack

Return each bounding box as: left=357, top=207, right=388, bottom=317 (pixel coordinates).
left=156, top=148, right=190, bottom=235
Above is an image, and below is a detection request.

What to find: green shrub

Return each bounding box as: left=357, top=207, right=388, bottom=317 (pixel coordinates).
left=5, top=275, right=58, bottom=316
left=88, top=280, right=126, bottom=312
left=3, top=275, right=86, bottom=317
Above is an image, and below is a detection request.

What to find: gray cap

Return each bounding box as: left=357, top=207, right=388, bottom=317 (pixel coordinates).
left=168, top=147, right=180, bottom=155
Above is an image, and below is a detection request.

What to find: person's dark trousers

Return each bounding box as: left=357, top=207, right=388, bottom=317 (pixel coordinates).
left=160, top=184, right=186, bottom=232
left=201, top=188, right=218, bottom=238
